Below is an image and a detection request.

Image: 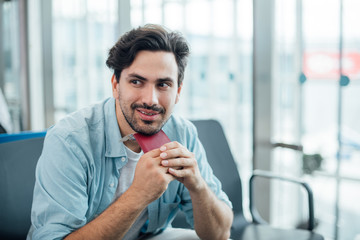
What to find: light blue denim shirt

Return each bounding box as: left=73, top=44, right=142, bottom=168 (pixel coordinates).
left=28, top=97, right=232, bottom=239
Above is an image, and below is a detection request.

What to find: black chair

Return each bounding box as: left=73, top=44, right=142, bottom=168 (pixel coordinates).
left=172, top=119, right=324, bottom=240
left=0, top=132, right=46, bottom=240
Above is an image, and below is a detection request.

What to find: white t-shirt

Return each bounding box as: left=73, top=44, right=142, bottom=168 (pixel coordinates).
left=113, top=146, right=148, bottom=240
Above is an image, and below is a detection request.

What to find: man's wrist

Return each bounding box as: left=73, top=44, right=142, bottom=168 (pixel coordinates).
left=117, top=186, right=149, bottom=211
left=188, top=177, right=208, bottom=196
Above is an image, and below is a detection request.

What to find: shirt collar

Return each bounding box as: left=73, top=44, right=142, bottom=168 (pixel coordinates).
left=104, top=97, right=127, bottom=158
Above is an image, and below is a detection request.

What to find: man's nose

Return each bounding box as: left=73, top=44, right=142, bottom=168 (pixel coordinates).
left=141, top=85, right=159, bottom=106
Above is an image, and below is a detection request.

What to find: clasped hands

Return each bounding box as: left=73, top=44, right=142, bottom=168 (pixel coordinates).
left=130, top=141, right=205, bottom=205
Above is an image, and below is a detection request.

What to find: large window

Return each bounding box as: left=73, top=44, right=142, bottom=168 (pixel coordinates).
left=271, top=0, right=360, bottom=239
left=130, top=0, right=253, bottom=181
left=52, top=0, right=118, bottom=121
left=1, top=0, right=21, bottom=132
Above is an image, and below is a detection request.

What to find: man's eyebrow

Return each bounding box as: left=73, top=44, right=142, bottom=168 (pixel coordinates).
left=128, top=73, right=175, bottom=83
left=127, top=73, right=147, bottom=81
left=157, top=77, right=175, bottom=83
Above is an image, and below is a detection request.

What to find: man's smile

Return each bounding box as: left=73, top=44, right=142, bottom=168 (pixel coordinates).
left=136, top=108, right=161, bottom=121
left=137, top=108, right=158, bottom=116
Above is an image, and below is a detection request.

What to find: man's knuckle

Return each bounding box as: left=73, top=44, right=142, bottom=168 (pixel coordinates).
left=179, top=148, right=185, bottom=155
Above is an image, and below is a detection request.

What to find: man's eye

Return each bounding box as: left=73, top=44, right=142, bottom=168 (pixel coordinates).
left=130, top=80, right=141, bottom=85
left=158, top=82, right=171, bottom=88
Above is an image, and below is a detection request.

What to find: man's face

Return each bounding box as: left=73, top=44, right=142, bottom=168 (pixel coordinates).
left=112, top=50, right=182, bottom=136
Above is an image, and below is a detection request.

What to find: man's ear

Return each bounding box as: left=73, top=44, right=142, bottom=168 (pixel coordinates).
left=175, top=82, right=183, bottom=104
left=111, top=74, right=119, bottom=99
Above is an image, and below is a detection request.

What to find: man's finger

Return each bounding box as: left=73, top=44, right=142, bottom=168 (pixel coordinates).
left=161, top=158, right=195, bottom=167
left=144, top=148, right=161, bottom=158
left=160, top=141, right=182, bottom=151
left=160, top=147, right=194, bottom=160
left=168, top=167, right=190, bottom=178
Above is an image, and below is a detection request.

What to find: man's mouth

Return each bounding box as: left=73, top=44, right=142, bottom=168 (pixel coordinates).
left=132, top=103, right=165, bottom=115
left=136, top=108, right=162, bottom=121
left=138, top=110, right=158, bottom=116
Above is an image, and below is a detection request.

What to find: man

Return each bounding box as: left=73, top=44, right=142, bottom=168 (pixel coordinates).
left=28, top=24, right=233, bottom=240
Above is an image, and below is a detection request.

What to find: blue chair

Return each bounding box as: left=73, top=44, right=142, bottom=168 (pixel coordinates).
left=0, top=131, right=46, bottom=239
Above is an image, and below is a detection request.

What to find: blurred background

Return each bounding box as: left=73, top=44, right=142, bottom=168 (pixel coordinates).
left=1, top=0, right=359, bottom=239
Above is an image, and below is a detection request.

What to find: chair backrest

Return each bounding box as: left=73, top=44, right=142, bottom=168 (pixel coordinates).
left=0, top=133, right=46, bottom=240
left=0, top=131, right=46, bottom=144
left=191, top=120, right=244, bottom=216
left=172, top=119, right=246, bottom=228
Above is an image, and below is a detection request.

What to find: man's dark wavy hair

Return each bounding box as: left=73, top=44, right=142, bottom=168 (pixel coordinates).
left=106, top=24, right=190, bottom=86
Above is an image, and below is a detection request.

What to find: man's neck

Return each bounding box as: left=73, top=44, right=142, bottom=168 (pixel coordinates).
left=123, top=140, right=142, bottom=153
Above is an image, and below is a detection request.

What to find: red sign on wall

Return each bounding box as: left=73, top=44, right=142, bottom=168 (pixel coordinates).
left=303, top=51, right=360, bottom=79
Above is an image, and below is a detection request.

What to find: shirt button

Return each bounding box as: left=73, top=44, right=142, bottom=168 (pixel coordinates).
left=121, top=157, right=126, bottom=162
left=109, top=183, right=114, bottom=187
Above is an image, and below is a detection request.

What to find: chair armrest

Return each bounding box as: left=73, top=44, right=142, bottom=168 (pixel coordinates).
left=249, top=169, right=315, bottom=231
